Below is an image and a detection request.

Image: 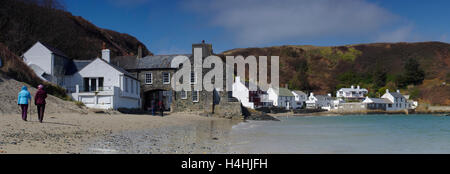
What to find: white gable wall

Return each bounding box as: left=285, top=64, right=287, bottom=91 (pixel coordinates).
left=232, top=78, right=254, bottom=109
left=23, top=42, right=53, bottom=75
left=68, top=58, right=140, bottom=109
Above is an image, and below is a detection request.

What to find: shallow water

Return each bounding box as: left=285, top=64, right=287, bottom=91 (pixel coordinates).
left=229, top=114, right=450, bottom=154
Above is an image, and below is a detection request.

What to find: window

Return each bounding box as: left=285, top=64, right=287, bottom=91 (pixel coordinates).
left=136, top=81, right=139, bottom=95
left=180, top=90, right=187, bottom=99
left=131, top=79, right=134, bottom=93
left=163, top=72, right=170, bottom=84
left=98, top=77, right=104, bottom=91
left=145, top=73, right=152, bottom=84
left=192, top=91, right=199, bottom=102
left=125, top=78, right=128, bottom=92
left=90, top=78, right=97, bottom=92
left=83, top=78, right=89, bottom=92
left=191, top=71, right=196, bottom=84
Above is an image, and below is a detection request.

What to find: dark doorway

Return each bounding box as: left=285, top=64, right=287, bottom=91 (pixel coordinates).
left=144, top=89, right=172, bottom=111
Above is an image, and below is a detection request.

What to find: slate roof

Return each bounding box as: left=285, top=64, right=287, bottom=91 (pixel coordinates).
left=315, top=95, right=333, bottom=100
left=273, top=88, right=294, bottom=97
left=65, top=60, right=92, bottom=75
left=338, top=87, right=368, bottom=92
left=111, top=54, right=191, bottom=70
left=364, top=98, right=392, bottom=104
left=388, top=92, right=405, bottom=99
left=292, top=90, right=307, bottom=96
left=40, top=42, right=68, bottom=58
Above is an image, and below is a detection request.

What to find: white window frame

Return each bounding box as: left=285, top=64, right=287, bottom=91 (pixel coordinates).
left=192, top=91, right=199, bottom=102
left=190, top=71, right=197, bottom=84
left=163, top=72, right=171, bottom=84
left=180, top=90, right=187, bottom=99
left=145, top=73, right=153, bottom=84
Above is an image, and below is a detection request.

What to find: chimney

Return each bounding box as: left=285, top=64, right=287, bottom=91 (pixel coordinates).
left=328, top=93, right=332, bottom=97
left=102, top=43, right=110, bottom=63
left=310, top=92, right=314, bottom=97
left=192, top=40, right=213, bottom=57
left=137, top=45, right=143, bottom=59
left=396, top=89, right=400, bottom=93
left=351, top=85, right=354, bottom=89
left=285, top=84, right=288, bottom=89
left=386, top=89, right=389, bottom=93
left=357, top=85, right=360, bottom=89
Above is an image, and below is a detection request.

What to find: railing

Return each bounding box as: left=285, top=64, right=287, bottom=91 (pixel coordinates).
left=66, top=85, right=114, bottom=93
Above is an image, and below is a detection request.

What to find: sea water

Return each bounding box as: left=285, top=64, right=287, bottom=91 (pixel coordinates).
left=228, top=114, right=450, bottom=154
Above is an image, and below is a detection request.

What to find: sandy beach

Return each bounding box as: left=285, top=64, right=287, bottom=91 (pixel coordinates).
left=0, top=112, right=240, bottom=154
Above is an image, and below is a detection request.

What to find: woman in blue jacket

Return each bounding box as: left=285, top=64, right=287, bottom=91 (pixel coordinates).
left=18, top=86, right=31, bottom=121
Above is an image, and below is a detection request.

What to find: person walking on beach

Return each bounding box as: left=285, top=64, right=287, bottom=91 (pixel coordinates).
left=34, top=84, right=47, bottom=123
left=158, top=100, right=165, bottom=117
left=17, top=86, right=31, bottom=121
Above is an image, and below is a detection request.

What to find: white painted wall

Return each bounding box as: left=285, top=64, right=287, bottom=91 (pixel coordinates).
left=23, top=42, right=53, bottom=77
left=232, top=77, right=254, bottom=109
left=381, top=90, right=408, bottom=111
left=267, top=87, right=295, bottom=109
left=68, top=58, right=140, bottom=109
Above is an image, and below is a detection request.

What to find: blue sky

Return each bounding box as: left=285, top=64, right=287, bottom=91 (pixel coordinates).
left=63, top=0, right=450, bottom=55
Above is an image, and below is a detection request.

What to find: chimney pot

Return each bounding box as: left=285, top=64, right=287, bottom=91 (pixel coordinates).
left=102, top=48, right=110, bottom=63
left=137, top=45, right=143, bottom=59
left=396, top=89, right=400, bottom=93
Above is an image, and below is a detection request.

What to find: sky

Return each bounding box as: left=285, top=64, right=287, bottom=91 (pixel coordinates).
left=63, top=0, right=450, bottom=55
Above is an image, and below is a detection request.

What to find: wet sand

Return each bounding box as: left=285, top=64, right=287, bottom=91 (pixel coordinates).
left=0, top=112, right=239, bottom=154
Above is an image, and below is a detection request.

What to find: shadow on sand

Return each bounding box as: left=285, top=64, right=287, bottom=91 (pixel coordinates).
left=28, top=120, right=80, bottom=126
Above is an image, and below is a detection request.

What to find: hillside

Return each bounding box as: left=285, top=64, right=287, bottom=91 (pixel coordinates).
left=0, top=0, right=152, bottom=60
left=222, top=42, right=450, bottom=106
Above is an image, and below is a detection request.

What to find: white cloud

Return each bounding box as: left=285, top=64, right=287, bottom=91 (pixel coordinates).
left=375, top=25, right=417, bottom=42
left=182, top=0, right=397, bottom=45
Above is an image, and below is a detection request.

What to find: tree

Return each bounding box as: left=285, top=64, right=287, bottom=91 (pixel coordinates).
left=373, top=62, right=387, bottom=88
left=402, top=58, right=425, bottom=87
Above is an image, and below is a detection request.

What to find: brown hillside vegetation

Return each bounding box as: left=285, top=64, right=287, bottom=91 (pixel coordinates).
left=0, top=0, right=152, bottom=60
left=222, top=42, right=450, bottom=105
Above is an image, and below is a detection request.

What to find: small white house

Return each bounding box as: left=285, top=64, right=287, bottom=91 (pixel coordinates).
left=305, top=93, right=333, bottom=110
left=336, top=85, right=368, bottom=100
left=64, top=49, right=141, bottom=109
left=292, top=90, right=307, bottom=109
left=381, top=89, right=409, bottom=111
left=267, top=87, right=295, bottom=109
left=22, top=41, right=69, bottom=86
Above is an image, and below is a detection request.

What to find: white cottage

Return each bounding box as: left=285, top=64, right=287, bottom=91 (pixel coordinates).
left=22, top=41, right=69, bottom=86
left=381, top=89, right=409, bottom=111
left=336, top=85, right=368, bottom=100
left=64, top=49, right=141, bottom=109
left=305, top=93, right=333, bottom=110
left=267, top=87, right=295, bottom=109
left=292, top=90, right=307, bottom=109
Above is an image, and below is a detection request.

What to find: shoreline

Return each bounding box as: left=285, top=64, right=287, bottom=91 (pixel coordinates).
left=268, top=111, right=450, bottom=117
left=0, top=112, right=240, bottom=154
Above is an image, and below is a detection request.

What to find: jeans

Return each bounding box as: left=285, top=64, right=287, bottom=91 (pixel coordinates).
left=20, top=104, right=28, bottom=120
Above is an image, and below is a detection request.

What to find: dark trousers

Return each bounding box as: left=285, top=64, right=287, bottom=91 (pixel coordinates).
left=20, top=104, right=28, bottom=120
left=160, top=108, right=164, bottom=116
left=37, top=104, right=45, bottom=122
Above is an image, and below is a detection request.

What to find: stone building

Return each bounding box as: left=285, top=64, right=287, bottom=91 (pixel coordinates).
left=112, top=42, right=243, bottom=119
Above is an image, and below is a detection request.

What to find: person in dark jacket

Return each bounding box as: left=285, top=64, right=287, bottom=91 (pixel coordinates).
left=17, top=86, right=31, bottom=121
left=158, top=100, right=165, bottom=117
left=34, top=84, right=47, bottom=123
